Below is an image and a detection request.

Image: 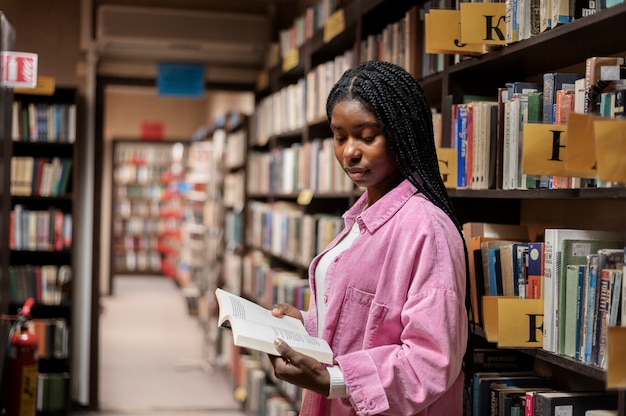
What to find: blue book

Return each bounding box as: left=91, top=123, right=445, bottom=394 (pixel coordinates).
left=574, top=265, right=587, bottom=361
left=456, top=104, right=468, bottom=189
left=583, top=254, right=599, bottom=364
left=489, top=248, right=503, bottom=296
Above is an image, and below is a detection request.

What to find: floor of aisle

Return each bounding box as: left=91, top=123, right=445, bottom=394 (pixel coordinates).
left=80, top=275, right=245, bottom=416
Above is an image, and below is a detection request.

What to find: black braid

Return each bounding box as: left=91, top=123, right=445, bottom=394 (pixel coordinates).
left=327, top=60, right=474, bottom=408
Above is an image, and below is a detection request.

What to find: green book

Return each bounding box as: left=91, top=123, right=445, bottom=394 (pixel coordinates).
left=527, top=91, right=544, bottom=123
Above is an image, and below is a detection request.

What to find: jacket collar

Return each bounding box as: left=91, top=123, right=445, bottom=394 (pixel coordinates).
left=343, top=178, right=419, bottom=234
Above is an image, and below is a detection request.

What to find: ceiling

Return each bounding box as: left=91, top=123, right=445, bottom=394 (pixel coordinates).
left=93, top=0, right=303, bottom=87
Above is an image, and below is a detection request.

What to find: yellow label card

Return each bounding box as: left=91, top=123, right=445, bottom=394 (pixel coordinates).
left=460, top=3, right=507, bottom=45
left=594, top=118, right=626, bottom=182
left=324, top=9, right=345, bottom=43
left=436, top=147, right=458, bottom=189
left=425, top=10, right=484, bottom=54
left=497, top=298, right=544, bottom=348
left=565, top=112, right=604, bottom=178
left=482, top=296, right=519, bottom=343
left=522, top=123, right=568, bottom=176
left=282, top=49, right=299, bottom=73
left=607, top=326, right=626, bottom=388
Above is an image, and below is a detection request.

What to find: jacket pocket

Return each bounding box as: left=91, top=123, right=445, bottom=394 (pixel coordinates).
left=334, top=286, right=388, bottom=350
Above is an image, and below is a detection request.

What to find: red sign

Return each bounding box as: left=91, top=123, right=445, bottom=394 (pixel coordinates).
left=1, top=51, right=38, bottom=88
left=141, top=121, right=164, bottom=140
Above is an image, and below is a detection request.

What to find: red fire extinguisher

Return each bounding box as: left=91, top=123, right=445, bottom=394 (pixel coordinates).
left=2, top=298, right=38, bottom=416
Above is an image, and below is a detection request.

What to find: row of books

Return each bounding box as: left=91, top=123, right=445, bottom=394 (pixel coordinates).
left=445, top=56, right=625, bottom=190
left=506, top=0, right=623, bottom=45
left=111, top=249, right=161, bottom=273
left=256, top=6, right=420, bottom=143
left=11, top=101, right=76, bottom=143
left=242, top=249, right=311, bottom=311
left=11, top=156, right=73, bottom=197
left=8, top=264, right=71, bottom=305
left=247, top=201, right=343, bottom=267
left=28, top=318, right=69, bottom=359
left=277, top=0, right=354, bottom=58
left=10, top=206, right=72, bottom=251
left=474, top=370, right=618, bottom=416
left=247, top=137, right=354, bottom=195
left=236, top=353, right=298, bottom=416
left=465, top=222, right=625, bottom=366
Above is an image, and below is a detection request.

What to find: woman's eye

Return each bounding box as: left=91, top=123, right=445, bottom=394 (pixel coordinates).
left=362, top=136, right=376, bottom=142
left=334, top=136, right=346, bottom=142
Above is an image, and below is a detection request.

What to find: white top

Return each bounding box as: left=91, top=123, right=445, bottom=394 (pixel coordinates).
left=314, top=219, right=362, bottom=398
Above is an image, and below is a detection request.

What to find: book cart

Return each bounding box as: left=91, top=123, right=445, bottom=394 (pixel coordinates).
left=213, top=0, right=626, bottom=414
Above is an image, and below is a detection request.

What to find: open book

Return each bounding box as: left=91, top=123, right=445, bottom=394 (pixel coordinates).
left=215, top=288, right=333, bottom=364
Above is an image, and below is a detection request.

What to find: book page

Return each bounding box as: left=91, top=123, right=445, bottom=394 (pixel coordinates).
left=216, top=288, right=333, bottom=364
left=216, top=287, right=304, bottom=333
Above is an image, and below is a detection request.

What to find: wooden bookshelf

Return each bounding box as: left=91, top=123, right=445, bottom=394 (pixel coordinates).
left=7, top=86, right=79, bottom=416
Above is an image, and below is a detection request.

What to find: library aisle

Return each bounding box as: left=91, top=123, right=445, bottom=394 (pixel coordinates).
left=81, top=275, right=245, bottom=416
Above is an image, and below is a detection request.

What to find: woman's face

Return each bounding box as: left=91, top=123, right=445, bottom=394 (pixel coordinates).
left=330, top=99, right=403, bottom=204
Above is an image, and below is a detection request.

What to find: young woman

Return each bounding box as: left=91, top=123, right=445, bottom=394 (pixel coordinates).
left=269, top=60, right=470, bottom=416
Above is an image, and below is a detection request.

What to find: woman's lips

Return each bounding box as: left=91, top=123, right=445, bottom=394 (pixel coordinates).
left=345, top=167, right=368, bottom=180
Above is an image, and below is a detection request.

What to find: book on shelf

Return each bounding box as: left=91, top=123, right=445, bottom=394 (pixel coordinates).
left=542, top=72, right=583, bottom=124
left=215, top=288, right=333, bottom=364
left=473, top=372, right=545, bottom=416
left=542, top=228, right=624, bottom=354
left=491, top=385, right=553, bottom=416
left=568, top=264, right=587, bottom=361
left=584, top=56, right=625, bottom=115
left=558, top=239, right=623, bottom=356
left=532, top=391, right=618, bottom=416
left=526, top=242, right=544, bottom=300
left=463, top=222, right=528, bottom=324
left=482, top=240, right=526, bottom=298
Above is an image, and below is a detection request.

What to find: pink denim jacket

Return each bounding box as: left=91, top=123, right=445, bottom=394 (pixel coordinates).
left=301, top=179, right=467, bottom=416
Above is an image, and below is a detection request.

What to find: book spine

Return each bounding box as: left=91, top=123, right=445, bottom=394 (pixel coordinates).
left=594, top=269, right=612, bottom=366
left=543, top=230, right=557, bottom=353
left=574, top=265, right=586, bottom=361
left=542, top=73, right=555, bottom=124
left=456, top=105, right=468, bottom=189
left=583, top=255, right=598, bottom=363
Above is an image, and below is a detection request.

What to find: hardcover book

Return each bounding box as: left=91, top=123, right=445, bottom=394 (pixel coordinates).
left=215, top=288, right=333, bottom=364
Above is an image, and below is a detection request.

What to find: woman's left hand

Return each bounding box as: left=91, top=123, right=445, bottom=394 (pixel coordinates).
left=268, top=338, right=331, bottom=396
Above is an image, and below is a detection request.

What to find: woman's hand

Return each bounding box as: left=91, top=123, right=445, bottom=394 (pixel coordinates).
left=271, top=303, right=304, bottom=323
left=268, top=339, right=331, bottom=396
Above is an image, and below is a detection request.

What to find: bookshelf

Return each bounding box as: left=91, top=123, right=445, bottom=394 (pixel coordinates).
left=0, top=11, right=15, bottom=405
left=220, top=0, right=626, bottom=414
left=8, top=85, right=79, bottom=416
left=109, top=140, right=186, bottom=291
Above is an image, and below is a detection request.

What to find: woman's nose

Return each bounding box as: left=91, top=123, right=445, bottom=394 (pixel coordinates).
left=343, top=138, right=361, bottom=161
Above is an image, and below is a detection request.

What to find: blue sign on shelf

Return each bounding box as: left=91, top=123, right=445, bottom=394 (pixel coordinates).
left=157, top=63, right=205, bottom=98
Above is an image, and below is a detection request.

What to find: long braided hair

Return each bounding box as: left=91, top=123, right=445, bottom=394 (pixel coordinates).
left=326, top=60, right=473, bottom=406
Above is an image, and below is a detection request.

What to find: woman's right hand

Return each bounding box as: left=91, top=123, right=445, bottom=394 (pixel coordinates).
left=271, top=303, right=304, bottom=323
